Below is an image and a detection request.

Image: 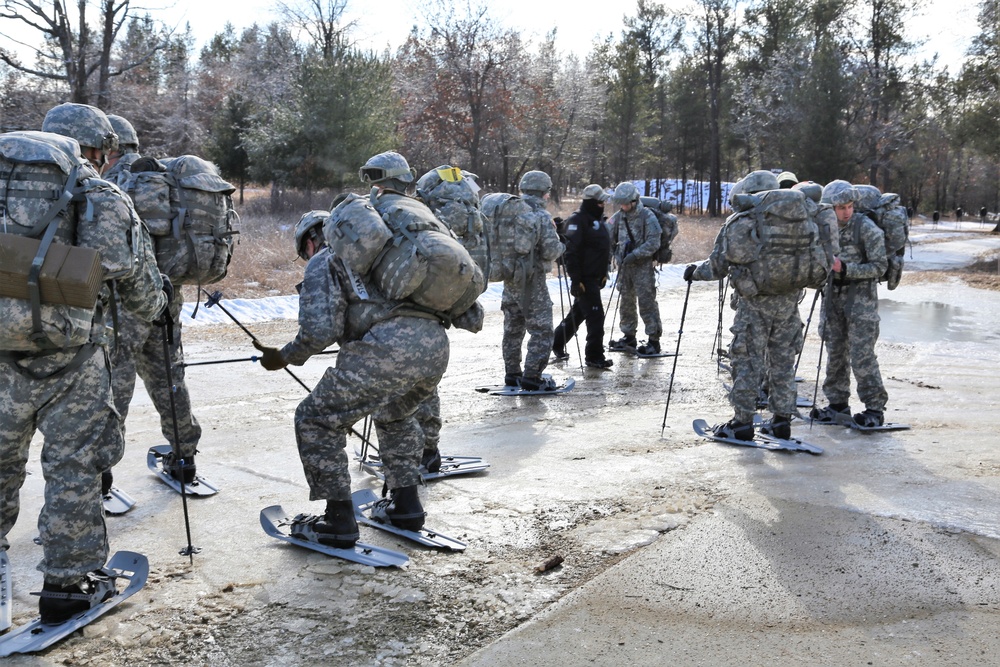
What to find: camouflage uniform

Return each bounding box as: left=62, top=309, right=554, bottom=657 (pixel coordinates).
left=283, top=248, right=449, bottom=500
left=692, top=227, right=804, bottom=423
left=611, top=203, right=663, bottom=339
left=0, top=146, right=165, bottom=584
left=501, top=194, right=564, bottom=379
left=820, top=213, right=889, bottom=411
left=103, top=146, right=201, bottom=461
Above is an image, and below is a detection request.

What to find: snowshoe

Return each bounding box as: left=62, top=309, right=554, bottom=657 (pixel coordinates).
left=518, top=375, right=558, bottom=392
left=759, top=414, right=792, bottom=440
left=586, top=358, right=614, bottom=369
left=714, top=418, right=755, bottom=442
left=302, top=500, right=360, bottom=549
left=370, top=485, right=426, bottom=532
left=260, top=506, right=408, bottom=568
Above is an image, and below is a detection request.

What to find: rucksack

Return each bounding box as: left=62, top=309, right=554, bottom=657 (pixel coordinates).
left=479, top=193, right=537, bottom=283
left=858, top=192, right=909, bottom=290
left=639, top=196, right=679, bottom=263
left=323, top=192, right=483, bottom=319
left=0, top=131, right=136, bottom=352
left=415, top=167, right=489, bottom=283
left=723, top=188, right=832, bottom=297
left=125, top=155, right=238, bottom=286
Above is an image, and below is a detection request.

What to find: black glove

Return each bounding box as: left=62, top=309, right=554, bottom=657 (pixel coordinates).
left=152, top=275, right=174, bottom=327
left=252, top=339, right=287, bottom=371
left=683, top=264, right=697, bottom=282
left=570, top=281, right=584, bottom=298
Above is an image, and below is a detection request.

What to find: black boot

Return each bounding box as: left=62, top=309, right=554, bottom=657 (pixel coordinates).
left=636, top=338, right=660, bottom=355
left=38, top=571, right=116, bottom=625
left=101, top=469, right=113, bottom=496
left=716, top=418, right=755, bottom=442
left=420, top=448, right=442, bottom=474
left=765, top=414, right=792, bottom=440
left=504, top=371, right=522, bottom=387
left=313, top=499, right=360, bottom=549
left=375, top=485, right=425, bottom=531
left=609, top=335, right=637, bottom=350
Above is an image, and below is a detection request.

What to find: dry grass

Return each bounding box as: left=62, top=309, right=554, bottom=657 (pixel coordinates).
left=188, top=192, right=723, bottom=302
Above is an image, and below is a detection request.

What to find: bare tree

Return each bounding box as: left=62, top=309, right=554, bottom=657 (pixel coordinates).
left=277, top=0, right=355, bottom=60
left=0, top=0, right=166, bottom=106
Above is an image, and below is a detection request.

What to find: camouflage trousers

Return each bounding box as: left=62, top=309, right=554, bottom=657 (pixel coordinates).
left=413, top=388, right=442, bottom=454
left=820, top=281, right=888, bottom=411
left=501, top=271, right=554, bottom=378
left=110, top=290, right=201, bottom=458
left=0, top=346, right=120, bottom=584
left=728, top=292, right=804, bottom=423
left=295, top=316, right=449, bottom=499
left=617, top=262, right=662, bottom=339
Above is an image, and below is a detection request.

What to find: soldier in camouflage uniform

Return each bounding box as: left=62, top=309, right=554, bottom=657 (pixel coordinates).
left=0, top=103, right=167, bottom=622
left=97, top=115, right=203, bottom=491
left=609, top=182, right=663, bottom=355
left=810, top=180, right=889, bottom=427
left=684, top=171, right=806, bottom=441
left=501, top=170, right=564, bottom=391
left=254, top=153, right=453, bottom=543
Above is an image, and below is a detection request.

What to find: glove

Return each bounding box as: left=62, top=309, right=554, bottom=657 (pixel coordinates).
left=570, top=281, right=584, bottom=298
left=152, top=275, right=174, bottom=327
left=620, top=253, right=636, bottom=267
left=252, top=339, right=287, bottom=371
left=683, top=264, right=697, bottom=282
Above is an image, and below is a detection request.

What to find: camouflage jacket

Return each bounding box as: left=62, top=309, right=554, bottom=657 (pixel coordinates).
left=610, top=204, right=661, bottom=263
left=837, top=213, right=887, bottom=282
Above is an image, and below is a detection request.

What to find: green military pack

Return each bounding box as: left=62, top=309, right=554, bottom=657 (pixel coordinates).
left=415, top=166, right=489, bottom=283
left=855, top=185, right=909, bottom=290
left=479, top=192, right=537, bottom=283
left=639, top=196, right=679, bottom=264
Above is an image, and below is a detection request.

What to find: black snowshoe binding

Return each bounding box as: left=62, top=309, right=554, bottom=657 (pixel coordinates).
left=714, top=419, right=755, bottom=442
left=809, top=403, right=850, bottom=424
left=518, top=375, right=558, bottom=392
left=636, top=338, right=661, bottom=355
left=853, top=409, right=884, bottom=428
left=290, top=500, right=360, bottom=549
left=504, top=371, right=522, bottom=387
left=164, top=451, right=197, bottom=485
left=420, top=448, right=442, bottom=474
left=609, top=335, right=637, bottom=351
left=37, top=571, right=117, bottom=625
left=760, top=414, right=792, bottom=440
left=371, top=485, right=426, bottom=532
left=586, top=358, right=614, bottom=369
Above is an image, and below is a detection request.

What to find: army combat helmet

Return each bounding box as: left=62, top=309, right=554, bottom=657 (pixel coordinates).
left=294, top=210, right=329, bottom=260
left=42, top=103, right=118, bottom=165
left=107, top=114, right=139, bottom=153
left=359, top=151, right=416, bottom=193
left=821, top=180, right=858, bottom=206
left=728, top=170, right=779, bottom=208
left=611, top=181, right=640, bottom=207
left=518, top=170, right=552, bottom=197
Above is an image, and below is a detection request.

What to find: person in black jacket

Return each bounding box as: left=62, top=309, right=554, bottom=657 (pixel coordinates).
left=552, top=184, right=614, bottom=369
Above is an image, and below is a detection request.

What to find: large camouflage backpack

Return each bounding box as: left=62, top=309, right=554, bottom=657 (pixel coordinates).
left=723, top=188, right=832, bottom=297
left=479, top=192, right=538, bottom=283
left=639, top=196, right=679, bottom=263
left=125, top=155, right=238, bottom=286
left=0, top=131, right=137, bottom=352
left=415, top=166, right=489, bottom=283
left=323, top=192, right=483, bottom=320
left=855, top=185, right=909, bottom=290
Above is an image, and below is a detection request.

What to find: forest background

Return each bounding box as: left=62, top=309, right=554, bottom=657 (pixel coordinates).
left=1, top=0, right=998, bottom=220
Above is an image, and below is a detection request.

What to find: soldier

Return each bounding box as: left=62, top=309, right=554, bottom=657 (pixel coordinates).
left=684, top=170, right=816, bottom=440
left=0, top=103, right=167, bottom=622
left=254, top=152, right=458, bottom=541
left=552, top=184, right=613, bottom=369
left=810, top=180, right=889, bottom=427
left=777, top=171, right=799, bottom=189
left=608, top=182, right=663, bottom=355
left=97, top=114, right=204, bottom=492
left=500, top=170, right=564, bottom=390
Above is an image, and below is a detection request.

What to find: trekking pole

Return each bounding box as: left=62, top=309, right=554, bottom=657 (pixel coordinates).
left=605, top=273, right=622, bottom=347
left=712, top=278, right=727, bottom=374
left=202, top=288, right=312, bottom=393
left=794, top=288, right=821, bottom=377
left=180, top=349, right=338, bottom=368
left=660, top=279, right=692, bottom=435
left=159, top=316, right=199, bottom=563
left=809, top=277, right=833, bottom=430
left=201, top=288, right=375, bottom=448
